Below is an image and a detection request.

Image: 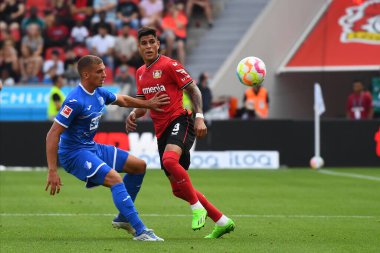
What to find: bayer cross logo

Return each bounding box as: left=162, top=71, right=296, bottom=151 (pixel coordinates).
left=171, top=123, right=180, bottom=135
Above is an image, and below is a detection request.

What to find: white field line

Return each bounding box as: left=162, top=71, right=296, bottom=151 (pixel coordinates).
left=0, top=213, right=378, bottom=219
left=318, top=170, right=380, bottom=182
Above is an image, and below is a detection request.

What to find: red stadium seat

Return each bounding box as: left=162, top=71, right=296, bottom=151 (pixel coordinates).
left=45, top=47, right=65, bottom=61
left=73, top=46, right=90, bottom=58
left=25, top=0, right=48, bottom=16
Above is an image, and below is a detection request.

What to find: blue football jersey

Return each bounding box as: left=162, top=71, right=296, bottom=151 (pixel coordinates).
left=55, top=84, right=117, bottom=151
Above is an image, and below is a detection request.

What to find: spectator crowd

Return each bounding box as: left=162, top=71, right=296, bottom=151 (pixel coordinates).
left=0, top=0, right=214, bottom=96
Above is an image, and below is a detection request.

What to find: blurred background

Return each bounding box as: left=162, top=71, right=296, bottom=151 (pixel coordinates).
left=0, top=0, right=379, bottom=168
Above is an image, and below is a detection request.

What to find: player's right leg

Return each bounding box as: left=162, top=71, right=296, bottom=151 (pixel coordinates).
left=195, top=190, right=235, bottom=238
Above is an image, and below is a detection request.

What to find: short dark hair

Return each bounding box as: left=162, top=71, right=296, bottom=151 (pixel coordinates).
left=77, top=55, right=103, bottom=77
left=138, top=26, right=157, bottom=42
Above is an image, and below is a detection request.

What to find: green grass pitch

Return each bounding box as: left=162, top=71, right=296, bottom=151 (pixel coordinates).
left=1, top=169, right=380, bottom=253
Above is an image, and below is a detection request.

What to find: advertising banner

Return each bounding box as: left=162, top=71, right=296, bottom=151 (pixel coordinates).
left=0, top=85, right=120, bottom=120
left=132, top=151, right=280, bottom=169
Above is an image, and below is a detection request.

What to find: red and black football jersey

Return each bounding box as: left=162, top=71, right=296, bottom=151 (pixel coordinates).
left=136, top=55, right=193, bottom=138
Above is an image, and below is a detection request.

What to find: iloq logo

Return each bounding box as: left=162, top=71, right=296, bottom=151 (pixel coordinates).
left=339, top=0, right=380, bottom=44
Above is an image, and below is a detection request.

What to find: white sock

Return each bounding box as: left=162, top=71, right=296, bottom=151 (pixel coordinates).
left=216, top=215, right=229, bottom=226
left=190, top=201, right=204, bottom=210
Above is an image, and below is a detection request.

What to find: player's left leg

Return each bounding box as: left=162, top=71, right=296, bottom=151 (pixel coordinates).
left=121, top=155, right=146, bottom=202
left=96, top=144, right=146, bottom=234
left=112, top=155, right=147, bottom=233
left=100, top=169, right=163, bottom=241
left=163, top=146, right=207, bottom=231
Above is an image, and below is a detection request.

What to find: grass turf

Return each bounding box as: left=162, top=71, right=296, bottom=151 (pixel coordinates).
left=1, top=168, right=380, bottom=253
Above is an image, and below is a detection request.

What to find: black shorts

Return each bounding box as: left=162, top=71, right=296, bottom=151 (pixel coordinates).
left=158, top=114, right=195, bottom=176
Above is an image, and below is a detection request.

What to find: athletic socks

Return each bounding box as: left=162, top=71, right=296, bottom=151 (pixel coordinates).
left=215, top=215, right=229, bottom=226
left=110, top=183, right=146, bottom=235
left=190, top=201, right=203, bottom=210
left=171, top=180, right=226, bottom=223
left=123, top=172, right=145, bottom=202
left=195, top=190, right=223, bottom=222
left=163, top=151, right=228, bottom=225
left=162, top=151, right=200, bottom=205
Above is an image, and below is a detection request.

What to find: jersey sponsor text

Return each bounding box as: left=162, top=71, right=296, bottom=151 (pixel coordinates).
left=142, top=84, right=166, bottom=94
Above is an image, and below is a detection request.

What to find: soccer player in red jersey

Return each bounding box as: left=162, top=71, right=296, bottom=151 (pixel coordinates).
left=125, top=26, right=235, bottom=238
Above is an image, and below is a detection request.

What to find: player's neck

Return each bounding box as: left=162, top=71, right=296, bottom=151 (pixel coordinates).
left=145, top=54, right=160, bottom=68
left=80, top=82, right=97, bottom=94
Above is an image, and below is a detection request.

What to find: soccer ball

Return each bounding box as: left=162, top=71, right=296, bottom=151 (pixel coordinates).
left=236, top=56, right=266, bottom=86
left=310, top=156, right=324, bottom=169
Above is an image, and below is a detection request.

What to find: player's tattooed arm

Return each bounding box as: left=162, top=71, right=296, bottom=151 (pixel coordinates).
left=185, top=82, right=207, bottom=139
left=185, top=81, right=203, bottom=114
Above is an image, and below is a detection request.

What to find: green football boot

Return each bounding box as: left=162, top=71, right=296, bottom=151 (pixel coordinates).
left=192, top=208, right=207, bottom=230
left=204, top=218, right=235, bottom=238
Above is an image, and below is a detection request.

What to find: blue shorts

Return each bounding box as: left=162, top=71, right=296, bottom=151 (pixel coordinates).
left=58, top=143, right=129, bottom=188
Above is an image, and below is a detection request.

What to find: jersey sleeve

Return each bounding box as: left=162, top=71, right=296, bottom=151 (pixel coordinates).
left=167, top=60, right=193, bottom=90
left=99, top=88, right=117, bottom=105
left=54, top=98, right=82, bottom=128
left=135, top=69, right=145, bottom=98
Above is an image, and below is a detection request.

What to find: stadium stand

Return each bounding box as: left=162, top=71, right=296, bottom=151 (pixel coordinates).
left=1, top=0, right=233, bottom=120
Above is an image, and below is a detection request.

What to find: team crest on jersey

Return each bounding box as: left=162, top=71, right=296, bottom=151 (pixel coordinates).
left=60, top=105, right=73, bottom=118
left=153, top=70, right=162, bottom=79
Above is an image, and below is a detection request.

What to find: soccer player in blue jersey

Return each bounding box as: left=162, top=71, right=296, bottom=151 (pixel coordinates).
left=45, top=55, right=169, bottom=241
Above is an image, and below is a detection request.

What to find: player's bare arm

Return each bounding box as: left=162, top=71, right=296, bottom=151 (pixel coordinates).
left=114, top=93, right=169, bottom=112
left=185, top=82, right=207, bottom=139
left=45, top=122, right=65, bottom=195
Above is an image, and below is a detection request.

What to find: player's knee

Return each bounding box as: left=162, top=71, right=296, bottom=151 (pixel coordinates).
left=104, top=170, right=122, bottom=187
left=162, top=151, right=180, bottom=170
left=139, top=160, right=147, bottom=173
left=162, top=156, right=175, bottom=169
left=123, top=157, right=147, bottom=174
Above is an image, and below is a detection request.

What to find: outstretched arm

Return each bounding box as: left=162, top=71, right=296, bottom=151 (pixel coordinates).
left=184, top=82, right=207, bottom=139
left=113, top=93, right=169, bottom=112
left=46, top=122, right=65, bottom=195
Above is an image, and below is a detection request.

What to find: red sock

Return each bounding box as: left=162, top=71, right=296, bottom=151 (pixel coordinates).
left=195, top=190, right=223, bottom=222
left=162, top=151, right=198, bottom=205
left=169, top=177, right=223, bottom=222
